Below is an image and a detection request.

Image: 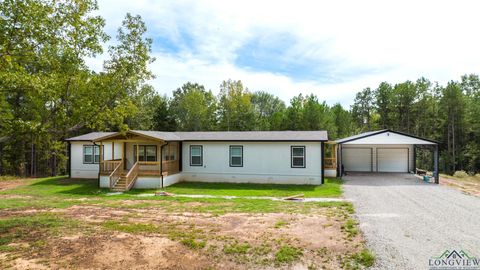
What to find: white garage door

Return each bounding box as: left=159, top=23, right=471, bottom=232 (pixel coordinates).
left=377, top=148, right=408, bottom=172
left=342, top=148, right=372, bottom=172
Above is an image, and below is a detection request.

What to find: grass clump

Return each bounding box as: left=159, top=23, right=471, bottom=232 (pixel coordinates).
left=180, top=238, right=206, bottom=249
left=341, top=249, right=375, bottom=269
left=341, top=219, right=359, bottom=238
left=352, top=249, right=375, bottom=267
left=223, top=242, right=251, bottom=254
left=102, top=220, right=158, bottom=234
left=275, top=245, right=303, bottom=264
left=274, top=220, right=289, bottom=229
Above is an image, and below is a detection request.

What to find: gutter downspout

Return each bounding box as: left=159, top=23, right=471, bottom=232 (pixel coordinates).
left=67, top=141, right=71, bottom=179
left=160, top=141, right=169, bottom=189
left=93, top=141, right=100, bottom=188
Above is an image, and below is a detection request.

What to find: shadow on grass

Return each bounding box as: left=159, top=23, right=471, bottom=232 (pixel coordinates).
left=28, top=176, right=108, bottom=196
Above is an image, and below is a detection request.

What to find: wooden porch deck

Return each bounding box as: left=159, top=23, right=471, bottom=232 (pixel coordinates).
left=100, top=160, right=179, bottom=176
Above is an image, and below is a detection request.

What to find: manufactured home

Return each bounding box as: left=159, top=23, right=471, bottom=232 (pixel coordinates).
left=65, top=130, right=334, bottom=191
left=65, top=129, right=439, bottom=191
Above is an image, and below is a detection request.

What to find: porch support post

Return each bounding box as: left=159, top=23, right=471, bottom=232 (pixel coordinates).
left=136, top=144, right=139, bottom=163
left=121, top=142, right=124, bottom=168
left=338, top=144, right=343, bottom=178
left=413, top=144, right=416, bottom=173
left=157, top=144, right=163, bottom=177
left=100, top=142, right=103, bottom=163
left=111, top=141, right=114, bottom=160
left=434, top=144, right=439, bottom=184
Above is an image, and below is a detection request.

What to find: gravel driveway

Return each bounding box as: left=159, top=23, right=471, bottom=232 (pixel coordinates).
left=343, top=173, right=480, bottom=270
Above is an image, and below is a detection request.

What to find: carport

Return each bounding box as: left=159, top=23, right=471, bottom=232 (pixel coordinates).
left=336, top=130, right=439, bottom=183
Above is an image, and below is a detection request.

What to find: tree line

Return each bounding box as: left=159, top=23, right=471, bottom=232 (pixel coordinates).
left=1, top=0, right=479, bottom=176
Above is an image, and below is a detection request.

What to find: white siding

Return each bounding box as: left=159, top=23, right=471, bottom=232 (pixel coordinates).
left=342, top=144, right=414, bottom=172
left=70, top=142, right=100, bottom=179
left=70, top=141, right=120, bottom=179
left=181, top=141, right=323, bottom=185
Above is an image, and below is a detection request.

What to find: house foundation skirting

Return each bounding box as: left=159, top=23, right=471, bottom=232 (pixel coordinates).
left=99, top=171, right=327, bottom=189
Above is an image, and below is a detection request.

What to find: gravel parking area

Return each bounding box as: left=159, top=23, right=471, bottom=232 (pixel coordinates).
left=343, top=173, right=480, bottom=270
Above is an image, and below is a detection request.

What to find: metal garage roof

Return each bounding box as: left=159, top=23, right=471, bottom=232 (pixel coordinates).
left=336, top=129, right=438, bottom=145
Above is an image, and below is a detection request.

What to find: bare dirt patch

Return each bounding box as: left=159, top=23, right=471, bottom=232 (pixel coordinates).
left=0, top=178, right=34, bottom=191
left=440, top=176, right=480, bottom=197
left=0, top=204, right=367, bottom=269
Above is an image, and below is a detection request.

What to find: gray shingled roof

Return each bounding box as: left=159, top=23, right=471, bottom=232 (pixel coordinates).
left=66, top=130, right=328, bottom=142
left=65, top=132, right=116, bottom=141
left=172, top=131, right=327, bottom=141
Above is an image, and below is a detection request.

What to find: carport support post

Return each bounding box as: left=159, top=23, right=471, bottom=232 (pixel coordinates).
left=338, top=144, right=343, bottom=178
left=321, top=141, right=325, bottom=184
left=434, top=144, right=439, bottom=184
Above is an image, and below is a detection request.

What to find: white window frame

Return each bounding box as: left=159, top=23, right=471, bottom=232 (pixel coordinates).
left=83, top=145, right=100, bottom=164
left=190, top=145, right=203, bottom=166
left=291, top=146, right=306, bottom=168
left=229, top=145, right=243, bottom=167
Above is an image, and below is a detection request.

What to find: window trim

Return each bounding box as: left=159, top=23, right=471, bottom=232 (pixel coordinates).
left=291, top=146, right=306, bottom=168
left=229, top=145, right=243, bottom=167
left=134, top=145, right=158, bottom=162
left=190, top=145, right=203, bottom=166
left=83, top=145, right=100, bottom=164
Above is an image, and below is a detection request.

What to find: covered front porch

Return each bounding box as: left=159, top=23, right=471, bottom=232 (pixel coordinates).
left=94, top=131, right=181, bottom=191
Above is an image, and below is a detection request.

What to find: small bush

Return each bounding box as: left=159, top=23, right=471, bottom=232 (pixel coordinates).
left=474, top=174, right=480, bottom=179
left=453, top=170, right=469, bottom=178
left=275, top=245, right=303, bottom=264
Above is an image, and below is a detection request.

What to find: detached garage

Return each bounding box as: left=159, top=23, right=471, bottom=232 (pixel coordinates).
left=336, top=130, right=439, bottom=183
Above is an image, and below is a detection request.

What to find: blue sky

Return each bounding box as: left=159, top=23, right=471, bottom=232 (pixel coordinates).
left=87, top=0, right=480, bottom=106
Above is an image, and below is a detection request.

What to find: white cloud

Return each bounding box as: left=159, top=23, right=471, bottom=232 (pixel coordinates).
left=89, top=0, right=480, bottom=107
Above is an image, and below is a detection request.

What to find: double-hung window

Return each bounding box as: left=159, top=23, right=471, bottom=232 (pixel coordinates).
left=134, top=145, right=157, bottom=162
left=190, top=145, right=203, bottom=166
left=83, top=145, right=100, bottom=164
left=291, top=146, right=306, bottom=168
left=229, top=146, right=243, bottom=167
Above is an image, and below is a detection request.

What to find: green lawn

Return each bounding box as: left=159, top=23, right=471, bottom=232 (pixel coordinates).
left=0, top=176, right=348, bottom=214
left=164, top=179, right=343, bottom=198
